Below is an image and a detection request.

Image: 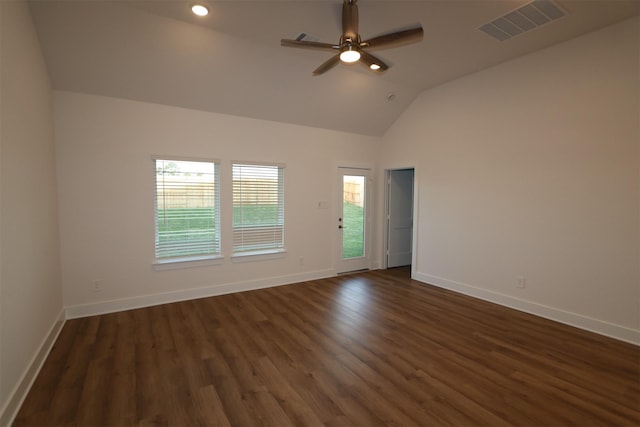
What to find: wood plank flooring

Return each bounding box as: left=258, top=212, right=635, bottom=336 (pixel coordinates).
left=14, top=267, right=640, bottom=426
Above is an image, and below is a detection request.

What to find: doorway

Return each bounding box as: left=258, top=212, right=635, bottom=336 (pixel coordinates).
left=336, top=167, right=371, bottom=273
left=386, top=168, right=414, bottom=268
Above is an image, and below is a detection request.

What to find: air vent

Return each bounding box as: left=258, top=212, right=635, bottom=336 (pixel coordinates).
left=479, top=0, right=567, bottom=41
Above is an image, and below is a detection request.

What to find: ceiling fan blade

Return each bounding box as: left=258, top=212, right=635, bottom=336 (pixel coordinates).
left=360, top=27, right=424, bottom=50
left=342, top=0, right=359, bottom=41
left=313, top=54, right=341, bottom=76
left=280, top=39, right=339, bottom=51
left=359, top=50, right=389, bottom=73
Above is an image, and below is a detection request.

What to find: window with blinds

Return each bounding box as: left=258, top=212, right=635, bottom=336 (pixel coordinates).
left=232, top=163, right=285, bottom=254
left=154, top=159, right=220, bottom=261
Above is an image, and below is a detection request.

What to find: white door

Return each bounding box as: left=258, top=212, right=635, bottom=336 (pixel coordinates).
left=387, top=169, right=413, bottom=268
left=336, top=167, right=371, bottom=273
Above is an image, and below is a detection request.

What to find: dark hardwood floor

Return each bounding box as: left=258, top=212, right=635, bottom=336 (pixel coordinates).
left=14, top=267, right=640, bottom=426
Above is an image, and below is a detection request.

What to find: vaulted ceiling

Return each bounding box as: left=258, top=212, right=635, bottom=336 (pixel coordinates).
left=29, top=0, right=639, bottom=136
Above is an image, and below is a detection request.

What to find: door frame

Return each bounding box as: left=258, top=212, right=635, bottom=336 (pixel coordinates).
left=383, top=167, right=417, bottom=271
left=335, top=166, right=373, bottom=274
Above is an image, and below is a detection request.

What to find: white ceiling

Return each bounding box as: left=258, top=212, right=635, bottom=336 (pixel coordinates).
left=29, top=0, right=640, bottom=136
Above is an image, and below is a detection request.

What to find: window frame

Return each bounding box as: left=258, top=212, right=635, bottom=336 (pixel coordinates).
left=231, top=161, right=286, bottom=258
left=152, top=156, right=222, bottom=266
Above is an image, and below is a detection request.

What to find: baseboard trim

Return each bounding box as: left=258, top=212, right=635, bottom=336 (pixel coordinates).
left=1, top=308, right=66, bottom=427
left=66, top=268, right=336, bottom=319
left=414, top=272, right=640, bottom=346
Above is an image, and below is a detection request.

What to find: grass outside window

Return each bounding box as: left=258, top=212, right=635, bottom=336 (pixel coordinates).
left=342, top=202, right=365, bottom=259
left=157, top=203, right=363, bottom=259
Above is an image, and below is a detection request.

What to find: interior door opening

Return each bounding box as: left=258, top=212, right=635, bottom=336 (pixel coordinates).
left=386, top=168, right=414, bottom=269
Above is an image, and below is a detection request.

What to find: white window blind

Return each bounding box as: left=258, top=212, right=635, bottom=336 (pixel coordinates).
left=154, top=159, right=220, bottom=260
left=232, top=163, right=284, bottom=254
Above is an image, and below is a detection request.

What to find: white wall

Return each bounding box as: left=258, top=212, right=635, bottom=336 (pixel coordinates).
left=0, top=2, right=64, bottom=424
left=54, top=92, right=381, bottom=316
left=380, top=17, right=640, bottom=343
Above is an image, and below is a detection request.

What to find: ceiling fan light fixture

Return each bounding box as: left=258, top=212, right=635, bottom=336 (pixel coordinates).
left=339, top=46, right=361, bottom=63
left=191, top=4, right=209, bottom=16
left=370, top=63, right=381, bottom=70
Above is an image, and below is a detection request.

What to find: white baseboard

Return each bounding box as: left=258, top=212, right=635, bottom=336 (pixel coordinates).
left=1, top=308, right=66, bottom=427
left=66, top=268, right=336, bottom=319
left=414, top=272, right=640, bottom=346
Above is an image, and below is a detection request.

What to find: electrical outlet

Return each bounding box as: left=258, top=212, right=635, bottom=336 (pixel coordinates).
left=91, top=280, right=102, bottom=293
left=516, top=276, right=526, bottom=289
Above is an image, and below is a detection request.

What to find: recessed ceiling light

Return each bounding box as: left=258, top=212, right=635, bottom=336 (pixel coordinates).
left=191, top=4, right=209, bottom=16
left=370, top=64, right=381, bottom=70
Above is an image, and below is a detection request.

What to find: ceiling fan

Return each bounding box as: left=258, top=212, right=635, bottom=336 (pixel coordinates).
left=281, top=0, right=423, bottom=76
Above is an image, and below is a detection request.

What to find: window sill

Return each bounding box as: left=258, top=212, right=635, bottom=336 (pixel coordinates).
left=231, top=249, right=287, bottom=263
left=153, top=255, right=224, bottom=270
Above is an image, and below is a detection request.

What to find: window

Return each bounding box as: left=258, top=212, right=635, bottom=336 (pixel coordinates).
left=154, top=158, right=220, bottom=262
left=232, top=163, right=284, bottom=254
